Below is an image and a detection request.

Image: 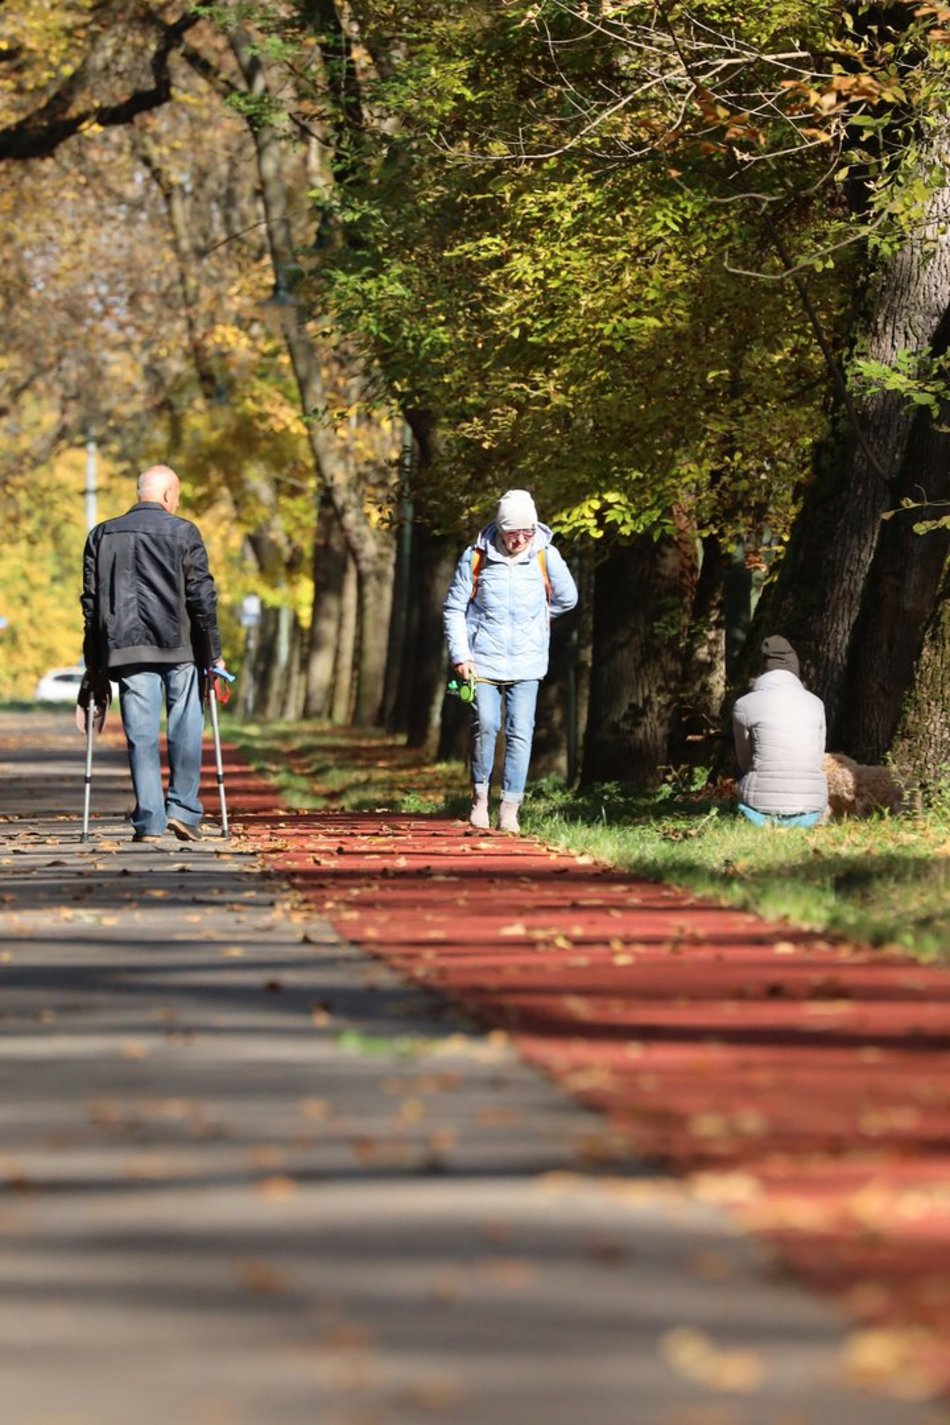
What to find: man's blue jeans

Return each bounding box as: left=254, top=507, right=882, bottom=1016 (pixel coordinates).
left=118, top=663, right=204, bottom=837
left=471, top=679, right=539, bottom=804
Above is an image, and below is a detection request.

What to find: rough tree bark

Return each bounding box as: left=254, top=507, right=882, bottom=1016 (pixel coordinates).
left=332, top=553, right=359, bottom=725
left=184, top=27, right=396, bottom=726
left=402, top=526, right=459, bottom=752
left=581, top=536, right=687, bottom=789
left=838, top=313, right=950, bottom=760
left=571, top=551, right=596, bottom=783
left=304, top=492, right=348, bottom=719
left=890, top=566, right=950, bottom=783
left=761, top=156, right=950, bottom=739
left=532, top=611, right=578, bottom=781
left=245, top=604, right=304, bottom=721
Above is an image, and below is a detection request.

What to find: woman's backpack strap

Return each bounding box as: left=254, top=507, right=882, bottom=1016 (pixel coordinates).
left=470, top=548, right=485, bottom=603
left=537, top=547, right=552, bottom=602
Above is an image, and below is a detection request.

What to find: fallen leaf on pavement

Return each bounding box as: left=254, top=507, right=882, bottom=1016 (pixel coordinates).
left=234, top=1260, right=292, bottom=1295
left=840, top=1327, right=940, bottom=1400
left=254, top=1175, right=297, bottom=1200
left=661, top=1327, right=765, bottom=1393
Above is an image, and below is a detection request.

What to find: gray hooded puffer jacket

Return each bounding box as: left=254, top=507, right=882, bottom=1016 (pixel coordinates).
left=732, top=669, right=827, bottom=815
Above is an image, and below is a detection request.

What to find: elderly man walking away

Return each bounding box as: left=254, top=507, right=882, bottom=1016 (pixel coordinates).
left=732, top=635, right=827, bottom=828
left=80, top=464, right=226, bottom=843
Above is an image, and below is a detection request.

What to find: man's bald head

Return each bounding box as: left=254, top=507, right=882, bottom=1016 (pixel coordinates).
left=137, top=465, right=181, bottom=511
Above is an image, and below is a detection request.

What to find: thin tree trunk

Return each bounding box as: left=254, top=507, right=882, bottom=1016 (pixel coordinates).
left=532, top=611, right=577, bottom=780
left=354, top=557, right=395, bottom=725
left=532, top=548, right=581, bottom=780
left=279, top=609, right=304, bottom=719
left=406, top=527, right=458, bottom=751
left=890, top=567, right=950, bottom=784
left=252, top=606, right=282, bottom=722
left=305, top=493, right=348, bottom=719
left=226, top=28, right=393, bottom=709
left=437, top=694, right=471, bottom=768
left=381, top=435, right=414, bottom=728
left=582, top=536, right=685, bottom=789
left=668, top=533, right=727, bottom=770
left=571, top=550, right=595, bottom=785
left=331, top=553, right=359, bottom=725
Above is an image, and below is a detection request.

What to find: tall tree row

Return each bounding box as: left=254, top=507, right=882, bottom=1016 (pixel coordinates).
left=1, top=0, right=948, bottom=790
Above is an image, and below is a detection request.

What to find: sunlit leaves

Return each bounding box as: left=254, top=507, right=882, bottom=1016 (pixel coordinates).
left=315, top=0, right=856, bottom=548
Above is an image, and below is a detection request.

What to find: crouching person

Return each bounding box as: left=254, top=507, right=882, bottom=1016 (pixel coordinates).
left=732, top=636, right=828, bottom=828
left=443, top=489, right=578, bottom=833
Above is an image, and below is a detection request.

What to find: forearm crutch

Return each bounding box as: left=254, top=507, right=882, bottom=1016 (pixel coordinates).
left=81, top=706, right=95, bottom=842
left=76, top=671, right=111, bottom=843
left=207, top=668, right=235, bottom=838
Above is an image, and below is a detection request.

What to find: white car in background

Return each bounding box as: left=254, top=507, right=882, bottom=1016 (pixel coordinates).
left=34, top=666, right=87, bottom=703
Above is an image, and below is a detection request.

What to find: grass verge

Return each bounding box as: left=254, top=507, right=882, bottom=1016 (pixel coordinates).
left=227, top=718, right=950, bottom=963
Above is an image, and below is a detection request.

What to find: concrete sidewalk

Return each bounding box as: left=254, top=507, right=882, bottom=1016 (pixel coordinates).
left=0, top=711, right=942, bottom=1425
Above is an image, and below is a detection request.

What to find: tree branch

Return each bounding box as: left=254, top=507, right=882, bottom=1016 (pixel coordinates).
left=0, top=9, right=201, bottom=162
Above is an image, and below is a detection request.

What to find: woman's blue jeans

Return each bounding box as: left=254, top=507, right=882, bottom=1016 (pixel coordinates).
left=118, top=663, right=204, bottom=837
left=471, top=679, right=539, bottom=804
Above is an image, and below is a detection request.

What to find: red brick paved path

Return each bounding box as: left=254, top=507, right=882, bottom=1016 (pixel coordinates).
left=222, top=752, right=950, bottom=1397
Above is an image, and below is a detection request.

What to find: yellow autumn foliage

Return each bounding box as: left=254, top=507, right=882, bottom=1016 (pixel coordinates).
left=0, top=443, right=127, bottom=697
left=0, top=436, right=294, bottom=699
left=0, top=1, right=96, bottom=127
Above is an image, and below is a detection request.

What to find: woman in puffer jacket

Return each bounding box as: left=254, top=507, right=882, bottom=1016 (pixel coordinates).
left=443, top=489, right=578, bottom=833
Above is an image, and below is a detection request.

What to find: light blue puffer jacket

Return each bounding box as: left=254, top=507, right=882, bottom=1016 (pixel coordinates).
left=443, top=522, right=578, bottom=682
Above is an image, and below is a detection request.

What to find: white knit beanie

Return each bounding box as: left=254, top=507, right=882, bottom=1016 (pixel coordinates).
left=496, top=489, right=538, bottom=531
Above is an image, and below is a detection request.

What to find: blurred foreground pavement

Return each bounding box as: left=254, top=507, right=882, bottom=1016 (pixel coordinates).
left=0, top=710, right=944, bottom=1425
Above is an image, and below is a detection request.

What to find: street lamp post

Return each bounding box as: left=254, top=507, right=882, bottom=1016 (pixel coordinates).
left=84, top=433, right=98, bottom=533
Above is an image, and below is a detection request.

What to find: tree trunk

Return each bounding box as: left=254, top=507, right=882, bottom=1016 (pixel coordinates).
left=667, top=533, right=727, bottom=771
left=581, top=536, right=686, bottom=789
left=381, top=440, right=415, bottom=728
left=354, top=556, right=395, bottom=726
left=226, top=27, right=392, bottom=681
left=437, top=693, right=471, bottom=768
left=304, top=493, right=348, bottom=719
left=532, top=547, right=582, bottom=781
left=387, top=521, right=421, bottom=738
left=279, top=609, right=305, bottom=719
left=236, top=620, right=260, bottom=722
left=532, top=608, right=578, bottom=780
left=331, top=553, right=359, bottom=725
left=760, top=160, right=950, bottom=735
left=890, top=566, right=950, bottom=785
left=250, top=604, right=301, bottom=722
left=838, top=317, right=950, bottom=760
left=571, top=550, right=595, bottom=784
left=405, top=527, right=458, bottom=751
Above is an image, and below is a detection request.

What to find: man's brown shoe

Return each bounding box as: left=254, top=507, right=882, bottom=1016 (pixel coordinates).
left=167, top=817, right=202, bottom=842
left=132, top=832, right=163, bottom=843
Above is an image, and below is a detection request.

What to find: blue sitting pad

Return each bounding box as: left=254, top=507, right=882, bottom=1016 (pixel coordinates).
left=738, top=803, right=822, bottom=829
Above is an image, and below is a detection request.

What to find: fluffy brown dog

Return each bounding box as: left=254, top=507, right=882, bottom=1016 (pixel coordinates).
left=822, top=752, right=903, bottom=818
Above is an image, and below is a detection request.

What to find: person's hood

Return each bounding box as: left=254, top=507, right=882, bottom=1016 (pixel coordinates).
left=475, top=521, right=553, bottom=557
left=751, top=668, right=804, bottom=692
